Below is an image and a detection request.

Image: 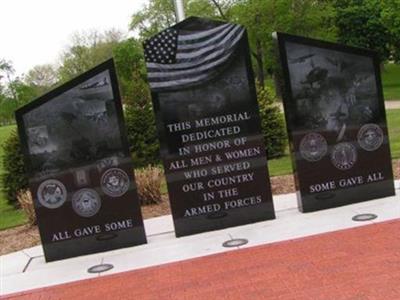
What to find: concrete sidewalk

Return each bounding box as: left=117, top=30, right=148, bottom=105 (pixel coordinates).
left=1, top=181, right=400, bottom=297
left=385, top=100, right=400, bottom=109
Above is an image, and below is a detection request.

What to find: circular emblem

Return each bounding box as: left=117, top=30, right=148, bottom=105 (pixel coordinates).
left=331, top=142, right=357, bottom=170
left=101, top=168, right=130, bottom=197
left=357, top=123, right=383, bottom=152
left=37, top=179, right=67, bottom=209
left=72, top=188, right=101, bottom=217
left=299, top=133, right=328, bottom=162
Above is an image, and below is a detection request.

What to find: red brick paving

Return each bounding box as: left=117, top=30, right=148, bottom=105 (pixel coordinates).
left=3, top=220, right=400, bottom=300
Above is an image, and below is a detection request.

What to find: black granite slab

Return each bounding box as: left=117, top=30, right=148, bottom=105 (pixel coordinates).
left=15, top=59, right=146, bottom=262
left=144, top=17, right=275, bottom=237
left=275, top=33, right=395, bottom=212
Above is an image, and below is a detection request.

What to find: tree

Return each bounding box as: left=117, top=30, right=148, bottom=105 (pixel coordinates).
left=381, top=0, right=400, bottom=62
left=0, top=59, right=17, bottom=101
left=25, top=64, right=58, bottom=95
left=1, top=130, right=28, bottom=205
left=113, top=38, right=161, bottom=166
left=335, top=0, right=393, bottom=62
left=257, top=86, right=288, bottom=158
left=0, top=60, right=39, bottom=124
left=58, top=29, right=124, bottom=82
left=113, top=38, right=150, bottom=106
left=9, top=78, right=38, bottom=107
left=130, top=0, right=176, bottom=39
left=231, top=0, right=337, bottom=86
left=129, top=0, right=232, bottom=39
left=131, top=0, right=337, bottom=86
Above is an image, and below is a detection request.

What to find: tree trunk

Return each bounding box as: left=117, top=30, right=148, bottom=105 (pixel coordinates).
left=255, top=38, right=265, bottom=88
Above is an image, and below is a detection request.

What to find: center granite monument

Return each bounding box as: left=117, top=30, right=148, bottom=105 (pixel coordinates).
left=16, top=59, right=147, bottom=261
left=275, top=33, right=395, bottom=212
left=144, top=17, right=275, bottom=236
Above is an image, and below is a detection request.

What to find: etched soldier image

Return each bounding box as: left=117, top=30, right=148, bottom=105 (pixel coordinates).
left=21, top=69, right=122, bottom=176
left=285, top=41, right=378, bottom=141
left=276, top=33, right=394, bottom=212
left=27, top=125, right=57, bottom=155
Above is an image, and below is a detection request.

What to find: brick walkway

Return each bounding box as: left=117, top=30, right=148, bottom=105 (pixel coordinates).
left=3, top=220, right=400, bottom=300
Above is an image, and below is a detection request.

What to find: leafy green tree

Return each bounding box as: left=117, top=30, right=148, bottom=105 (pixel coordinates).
left=129, top=0, right=231, bottom=39
left=12, top=78, right=39, bottom=105
left=58, top=29, right=123, bottom=82
left=1, top=130, right=28, bottom=205
left=0, top=59, right=17, bottom=101
left=258, top=86, right=287, bottom=158
left=381, top=0, right=400, bottom=62
left=113, top=38, right=150, bottom=106
left=0, top=99, right=18, bottom=125
left=130, top=0, right=176, bottom=38
left=334, top=0, right=392, bottom=62
left=25, top=64, right=58, bottom=95
left=124, top=101, right=160, bottom=167
left=113, top=38, right=161, bottom=166
left=232, top=0, right=336, bottom=86
left=0, top=60, right=40, bottom=123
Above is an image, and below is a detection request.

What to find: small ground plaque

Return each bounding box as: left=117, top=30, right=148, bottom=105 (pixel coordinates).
left=16, top=59, right=147, bottom=262
left=144, top=17, right=275, bottom=237
left=276, top=33, right=395, bottom=212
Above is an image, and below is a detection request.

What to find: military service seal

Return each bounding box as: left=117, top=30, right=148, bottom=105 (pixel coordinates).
left=72, top=188, right=101, bottom=217
left=37, top=179, right=67, bottom=209
left=101, top=168, right=129, bottom=197
left=357, top=123, right=383, bottom=152
left=331, top=142, right=357, bottom=170
left=299, top=132, right=328, bottom=162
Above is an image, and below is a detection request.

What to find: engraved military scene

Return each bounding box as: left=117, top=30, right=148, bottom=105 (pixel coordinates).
left=23, top=70, right=123, bottom=176
left=278, top=34, right=395, bottom=213
left=286, top=42, right=384, bottom=171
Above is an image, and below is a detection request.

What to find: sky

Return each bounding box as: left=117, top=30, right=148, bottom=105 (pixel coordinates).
left=0, top=0, right=148, bottom=76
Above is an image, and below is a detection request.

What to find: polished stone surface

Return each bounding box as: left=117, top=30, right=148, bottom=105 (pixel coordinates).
left=276, top=33, right=395, bottom=212
left=15, top=59, right=146, bottom=262
left=145, top=17, right=275, bottom=236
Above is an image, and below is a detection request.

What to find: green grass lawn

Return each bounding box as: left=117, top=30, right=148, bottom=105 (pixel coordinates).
left=381, top=64, right=400, bottom=100
left=387, top=109, right=400, bottom=159
left=268, top=63, right=400, bottom=101
left=268, top=155, right=293, bottom=176
left=0, top=125, right=27, bottom=230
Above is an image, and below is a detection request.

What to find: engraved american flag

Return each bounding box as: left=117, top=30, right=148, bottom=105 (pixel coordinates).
left=143, top=22, right=245, bottom=91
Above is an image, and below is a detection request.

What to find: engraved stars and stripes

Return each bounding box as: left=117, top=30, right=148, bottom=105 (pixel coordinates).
left=143, top=28, right=178, bottom=64
left=143, top=22, right=245, bottom=91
